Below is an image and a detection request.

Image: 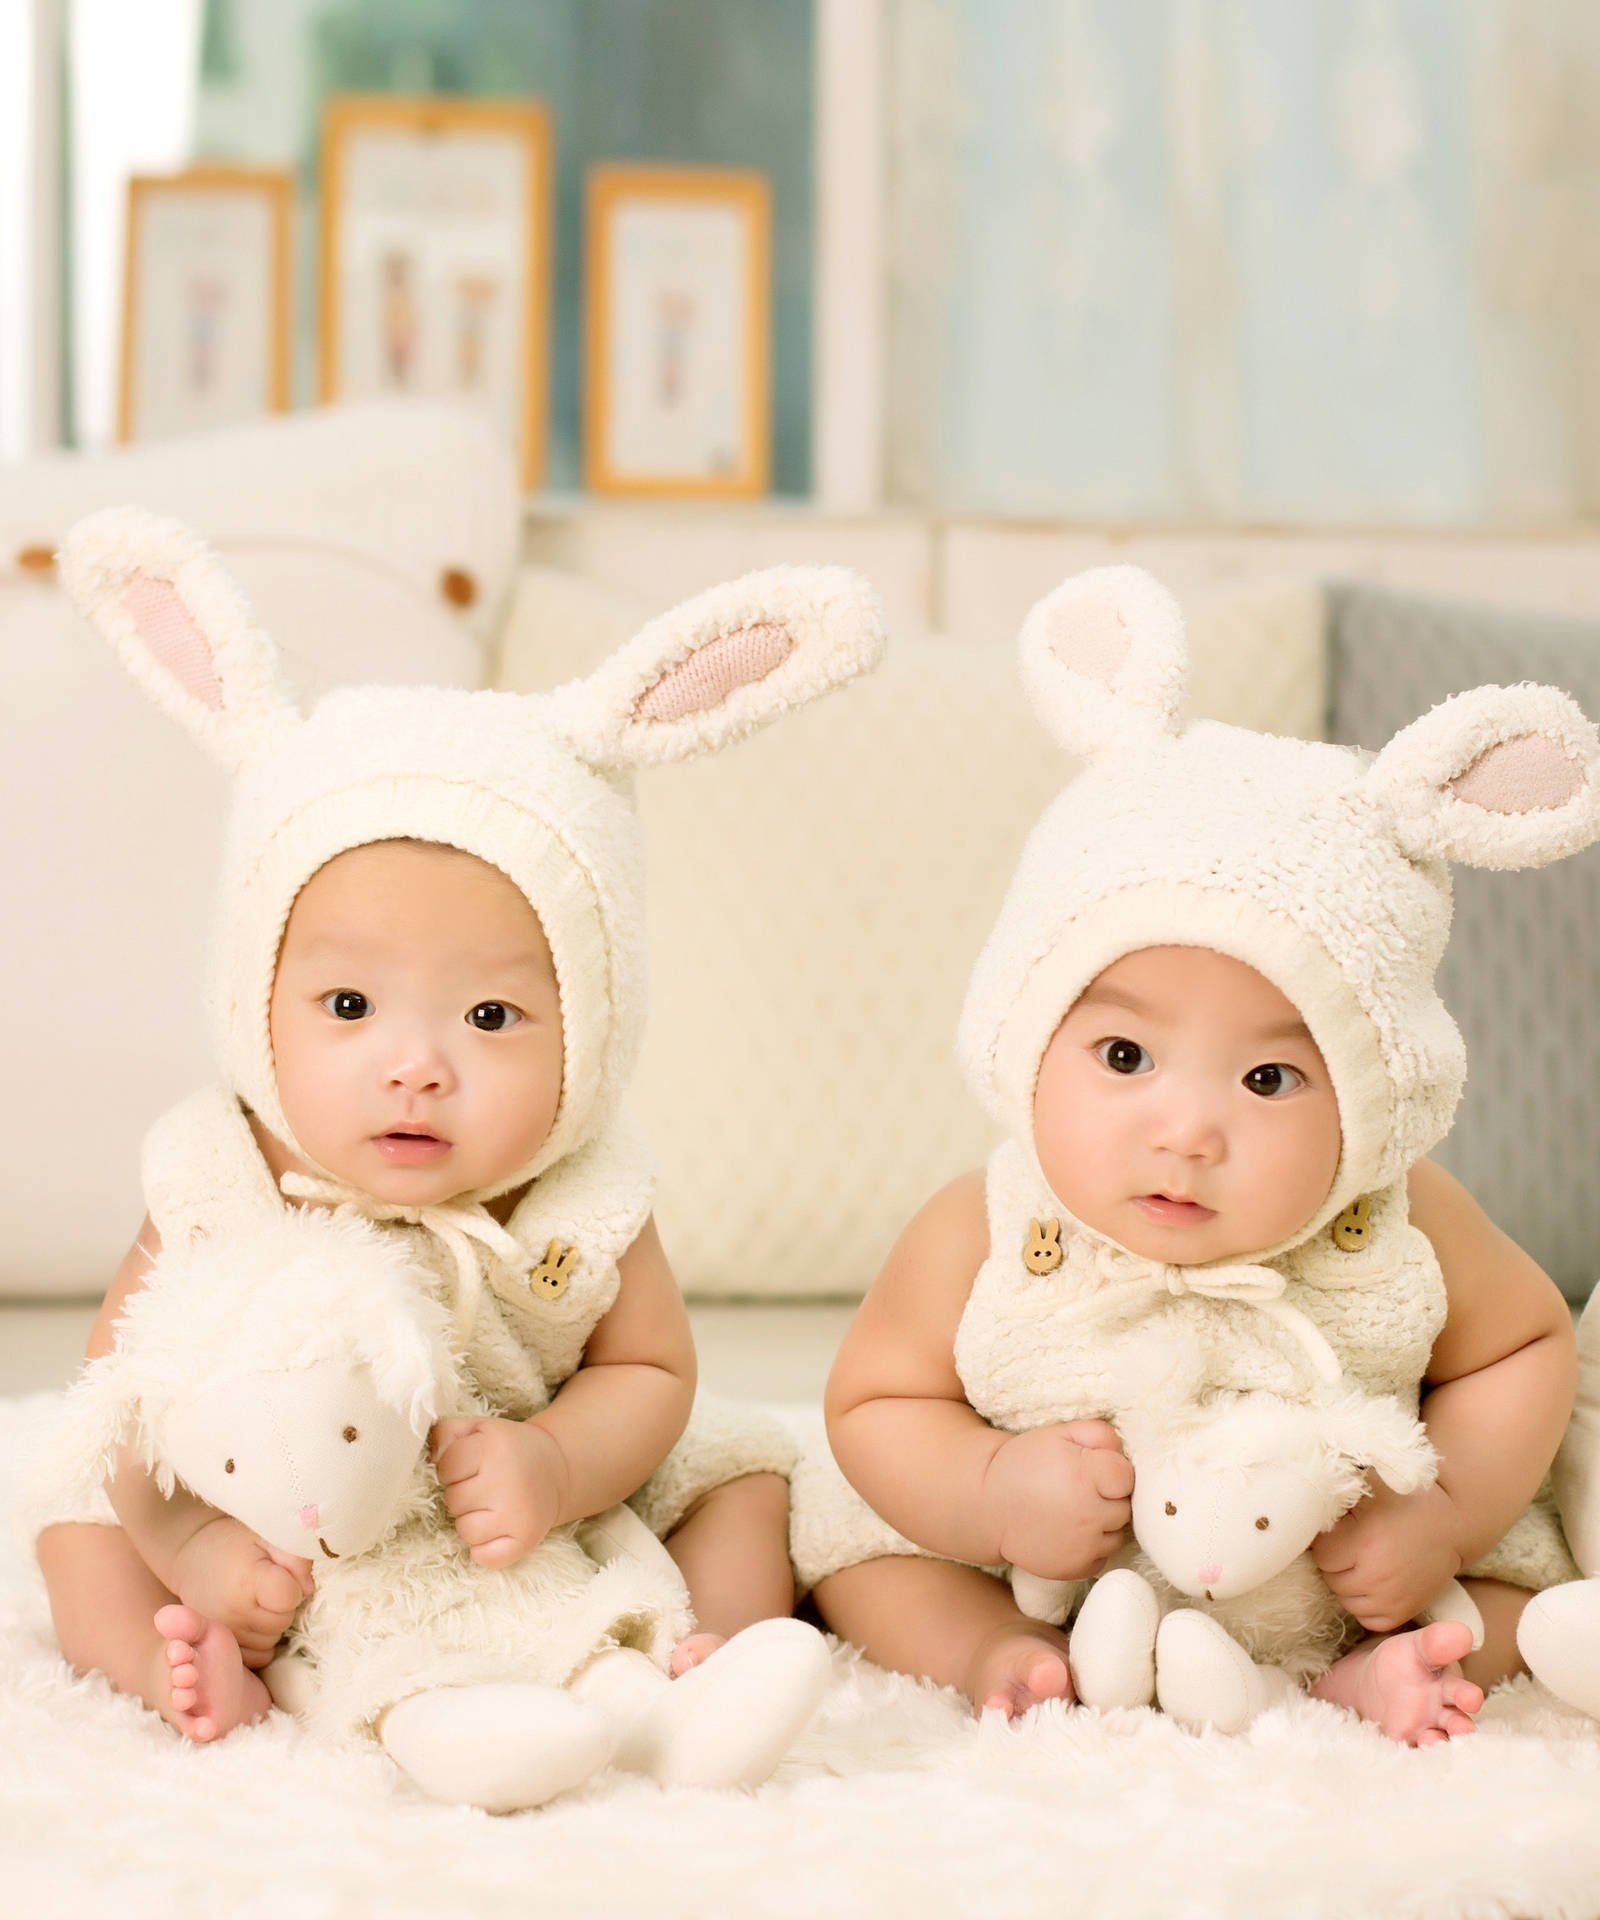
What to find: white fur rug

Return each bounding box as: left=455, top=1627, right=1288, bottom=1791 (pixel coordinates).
left=7, top=1393, right=1600, bottom=1920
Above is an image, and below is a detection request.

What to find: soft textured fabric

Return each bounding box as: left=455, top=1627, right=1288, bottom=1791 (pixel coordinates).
left=794, top=564, right=1598, bottom=1633
left=11, top=1392, right=1600, bottom=1920
left=1330, top=580, right=1600, bottom=1299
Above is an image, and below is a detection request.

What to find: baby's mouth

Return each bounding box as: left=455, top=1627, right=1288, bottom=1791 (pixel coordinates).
left=1133, top=1192, right=1218, bottom=1226
left=375, top=1128, right=452, bottom=1165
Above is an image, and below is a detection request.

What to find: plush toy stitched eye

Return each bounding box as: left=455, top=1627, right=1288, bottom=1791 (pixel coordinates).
left=1254, top=1516, right=1270, bottom=1530
left=224, top=1458, right=235, bottom=1473
left=1163, top=1501, right=1176, bottom=1516
left=343, top=1426, right=358, bottom=1443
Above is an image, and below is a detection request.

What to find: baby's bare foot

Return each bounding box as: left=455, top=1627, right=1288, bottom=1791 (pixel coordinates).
left=152, top=1603, right=272, bottom=1743
left=1312, top=1621, right=1483, bottom=1747
left=966, top=1621, right=1075, bottom=1719
left=670, top=1631, right=727, bottom=1677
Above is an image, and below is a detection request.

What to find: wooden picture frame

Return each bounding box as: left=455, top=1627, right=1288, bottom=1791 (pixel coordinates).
left=319, top=95, right=553, bottom=489
left=118, top=168, right=293, bottom=445
left=584, top=165, right=772, bottom=497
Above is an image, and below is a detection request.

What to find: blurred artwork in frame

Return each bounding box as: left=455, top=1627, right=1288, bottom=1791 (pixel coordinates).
left=584, top=166, right=771, bottom=498
left=319, top=96, right=553, bottom=489
left=118, top=168, right=292, bottom=445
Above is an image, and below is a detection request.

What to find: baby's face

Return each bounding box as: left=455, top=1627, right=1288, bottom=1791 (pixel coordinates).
left=1033, top=946, right=1341, bottom=1265
left=269, top=841, right=564, bottom=1205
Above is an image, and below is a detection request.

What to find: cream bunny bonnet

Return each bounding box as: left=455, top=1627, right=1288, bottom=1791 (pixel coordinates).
left=57, top=507, right=885, bottom=1200
left=958, top=565, right=1600, bottom=1258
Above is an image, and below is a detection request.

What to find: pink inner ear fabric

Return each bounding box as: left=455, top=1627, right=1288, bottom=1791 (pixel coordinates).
left=123, top=574, right=226, bottom=710
left=1451, top=734, right=1583, bottom=814
left=1046, top=601, right=1130, bottom=688
left=635, top=622, right=794, bottom=722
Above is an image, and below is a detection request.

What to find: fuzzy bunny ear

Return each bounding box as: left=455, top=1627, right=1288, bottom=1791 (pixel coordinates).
left=1364, top=682, right=1600, bottom=871
left=1017, top=564, right=1188, bottom=759
left=548, top=564, right=885, bottom=769
left=56, top=506, right=298, bottom=767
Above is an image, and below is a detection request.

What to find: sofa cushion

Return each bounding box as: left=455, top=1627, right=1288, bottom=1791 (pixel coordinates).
left=501, top=568, right=1326, bottom=1297
left=1329, top=581, right=1600, bottom=1300
left=0, top=402, right=521, bottom=1294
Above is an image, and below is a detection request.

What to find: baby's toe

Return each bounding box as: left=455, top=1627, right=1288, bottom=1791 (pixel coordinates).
left=1443, top=1675, right=1484, bottom=1715
left=1417, top=1620, right=1473, bottom=1670
left=1440, top=1707, right=1477, bottom=1739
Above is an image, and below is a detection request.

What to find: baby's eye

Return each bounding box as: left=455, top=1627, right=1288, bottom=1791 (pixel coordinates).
left=1243, top=1062, right=1305, bottom=1098
left=466, top=1002, right=523, bottom=1032
left=1096, top=1038, right=1153, bottom=1077
left=322, top=990, right=373, bottom=1022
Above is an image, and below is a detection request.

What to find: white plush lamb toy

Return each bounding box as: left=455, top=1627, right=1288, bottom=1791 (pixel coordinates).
left=1012, top=1387, right=1484, bottom=1734
left=43, top=1207, right=828, bottom=1808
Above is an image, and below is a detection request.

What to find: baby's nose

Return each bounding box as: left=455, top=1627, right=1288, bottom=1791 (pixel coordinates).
left=298, top=1504, right=320, bottom=1529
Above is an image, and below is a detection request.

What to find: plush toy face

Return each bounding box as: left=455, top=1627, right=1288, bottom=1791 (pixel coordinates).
left=1132, top=1457, right=1332, bottom=1602
left=161, top=1358, right=423, bottom=1561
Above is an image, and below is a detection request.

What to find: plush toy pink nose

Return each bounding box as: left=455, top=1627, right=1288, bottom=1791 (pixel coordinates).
left=1197, top=1563, right=1221, bottom=1587
left=298, top=1504, right=320, bottom=1528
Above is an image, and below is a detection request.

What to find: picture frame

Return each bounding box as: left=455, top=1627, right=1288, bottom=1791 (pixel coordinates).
left=319, top=95, right=553, bottom=490
left=118, top=167, right=293, bottom=445
left=584, top=165, right=772, bottom=497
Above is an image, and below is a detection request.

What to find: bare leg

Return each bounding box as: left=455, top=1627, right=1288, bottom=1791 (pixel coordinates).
left=813, top=1555, right=1074, bottom=1718
left=665, top=1473, right=795, bottom=1675
left=37, top=1523, right=270, bottom=1743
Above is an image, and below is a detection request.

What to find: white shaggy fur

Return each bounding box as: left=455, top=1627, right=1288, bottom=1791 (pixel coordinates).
left=26, top=1211, right=688, bottom=1742
left=8, top=1392, right=1600, bottom=1919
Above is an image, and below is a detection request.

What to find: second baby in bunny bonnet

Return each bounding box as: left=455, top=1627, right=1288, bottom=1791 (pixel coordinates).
left=795, top=564, right=1596, bottom=1746
left=32, top=507, right=883, bottom=1809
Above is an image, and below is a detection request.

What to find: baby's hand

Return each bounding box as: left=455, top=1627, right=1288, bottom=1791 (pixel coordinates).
left=984, top=1420, right=1134, bottom=1580
left=170, top=1515, right=313, bottom=1670
left=431, top=1415, right=567, bottom=1568
left=1312, top=1477, right=1464, bottom=1634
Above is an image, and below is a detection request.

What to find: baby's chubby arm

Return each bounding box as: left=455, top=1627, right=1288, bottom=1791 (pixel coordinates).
left=91, top=1220, right=313, bottom=1668
left=824, top=1173, right=1133, bottom=1580
left=432, top=1214, right=696, bottom=1568
left=1313, top=1158, right=1576, bottom=1632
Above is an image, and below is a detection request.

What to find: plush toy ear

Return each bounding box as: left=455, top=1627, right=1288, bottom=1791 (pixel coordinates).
left=1016, top=564, right=1188, bottom=759
left=1318, top=1390, right=1438, bottom=1496
left=1363, top=682, right=1600, bottom=871
left=56, top=506, right=298, bottom=768
left=363, top=1284, right=459, bottom=1437
left=547, top=563, right=885, bottom=768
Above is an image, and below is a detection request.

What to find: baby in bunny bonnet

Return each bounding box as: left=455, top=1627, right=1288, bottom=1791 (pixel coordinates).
left=794, top=564, right=1595, bottom=1746
left=30, top=507, right=883, bottom=1810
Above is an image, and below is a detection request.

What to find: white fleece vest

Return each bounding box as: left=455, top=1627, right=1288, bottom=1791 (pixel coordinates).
left=954, top=1140, right=1444, bottom=1436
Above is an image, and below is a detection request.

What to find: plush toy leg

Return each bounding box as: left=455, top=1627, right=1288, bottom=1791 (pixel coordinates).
left=1011, top=1570, right=1082, bottom=1629
left=570, top=1617, right=831, bottom=1789
left=1067, top=1568, right=1160, bottom=1710
left=379, top=1683, right=618, bottom=1813
left=1154, top=1609, right=1296, bottom=1734
left=1418, top=1576, right=1486, bottom=1652
left=1517, top=1578, right=1600, bottom=1719
left=261, top=1650, right=318, bottom=1717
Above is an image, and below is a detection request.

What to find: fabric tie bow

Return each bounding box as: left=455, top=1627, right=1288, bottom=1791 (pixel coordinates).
left=279, top=1172, right=530, bottom=1342
left=1088, top=1241, right=1342, bottom=1385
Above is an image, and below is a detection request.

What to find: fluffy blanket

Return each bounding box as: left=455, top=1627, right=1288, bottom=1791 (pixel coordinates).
left=6, top=1391, right=1600, bottom=1920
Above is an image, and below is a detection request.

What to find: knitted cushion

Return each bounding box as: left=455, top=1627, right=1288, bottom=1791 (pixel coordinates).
left=502, top=569, right=1326, bottom=1297
left=0, top=402, right=520, bottom=1294
left=1329, top=581, right=1600, bottom=1301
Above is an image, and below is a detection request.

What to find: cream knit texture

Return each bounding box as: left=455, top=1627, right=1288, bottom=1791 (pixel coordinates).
left=795, top=563, right=1600, bottom=1609
left=50, top=506, right=881, bottom=1566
